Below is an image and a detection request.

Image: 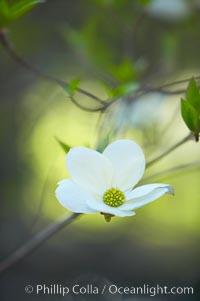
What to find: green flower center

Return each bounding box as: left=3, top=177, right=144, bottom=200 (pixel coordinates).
left=103, top=188, right=125, bottom=207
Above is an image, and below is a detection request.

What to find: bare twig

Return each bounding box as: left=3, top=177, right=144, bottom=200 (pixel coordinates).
left=141, top=86, right=185, bottom=95
left=2, top=29, right=199, bottom=113
left=125, top=75, right=200, bottom=102
left=157, top=76, right=200, bottom=90
left=142, top=162, right=200, bottom=183
left=2, top=27, right=199, bottom=110
left=70, top=96, right=107, bottom=112
left=103, top=80, right=192, bottom=111
left=146, top=133, right=194, bottom=168
left=0, top=29, right=107, bottom=111
left=141, top=75, right=200, bottom=96
left=0, top=213, right=81, bottom=274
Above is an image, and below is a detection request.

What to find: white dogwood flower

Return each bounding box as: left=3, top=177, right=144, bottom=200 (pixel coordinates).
left=55, top=140, right=173, bottom=220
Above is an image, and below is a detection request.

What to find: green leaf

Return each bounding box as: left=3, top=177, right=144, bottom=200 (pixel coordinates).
left=181, top=99, right=200, bottom=134
left=55, top=137, right=71, bottom=153
left=0, top=0, right=9, bottom=27
left=0, top=0, right=44, bottom=29
left=138, top=0, right=152, bottom=5
left=10, top=0, right=45, bottom=19
left=110, top=58, right=136, bottom=82
left=0, top=0, right=8, bottom=14
left=186, top=79, right=200, bottom=113
left=66, top=78, right=80, bottom=96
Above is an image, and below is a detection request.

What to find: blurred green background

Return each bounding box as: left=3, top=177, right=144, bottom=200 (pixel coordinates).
left=0, top=0, right=200, bottom=300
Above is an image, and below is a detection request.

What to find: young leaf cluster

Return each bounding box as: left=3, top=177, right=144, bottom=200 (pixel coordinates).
left=0, top=0, right=44, bottom=29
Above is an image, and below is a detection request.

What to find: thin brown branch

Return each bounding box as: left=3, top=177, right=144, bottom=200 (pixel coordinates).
left=1, top=28, right=200, bottom=114
left=0, top=30, right=107, bottom=110
left=70, top=96, right=106, bottom=112
left=122, top=75, right=200, bottom=104
left=146, top=133, right=194, bottom=168
left=142, top=75, right=200, bottom=96
left=142, top=162, right=200, bottom=183
left=104, top=82, right=189, bottom=111
left=142, top=86, right=186, bottom=95
left=0, top=213, right=81, bottom=275
left=158, top=76, right=200, bottom=90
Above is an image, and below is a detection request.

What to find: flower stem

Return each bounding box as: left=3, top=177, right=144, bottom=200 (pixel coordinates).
left=0, top=213, right=81, bottom=275
left=146, top=133, right=194, bottom=168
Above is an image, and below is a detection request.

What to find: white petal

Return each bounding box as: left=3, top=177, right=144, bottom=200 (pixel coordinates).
left=103, top=139, right=145, bottom=191
left=66, top=147, right=113, bottom=195
left=87, top=199, right=135, bottom=217
left=55, top=179, right=98, bottom=214
left=120, top=183, right=173, bottom=210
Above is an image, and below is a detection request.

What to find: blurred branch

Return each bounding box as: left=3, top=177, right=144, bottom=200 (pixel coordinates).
left=146, top=133, right=194, bottom=168
left=141, top=87, right=187, bottom=96
left=142, top=162, right=200, bottom=183
left=119, top=75, right=200, bottom=107
left=70, top=96, right=107, bottom=112
left=1, top=28, right=200, bottom=114
left=0, top=29, right=107, bottom=111
left=158, top=76, right=200, bottom=90
left=0, top=213, right=81, bottom=274
left=104, top=80, right=194, bottom=111
left=140, top=75, right=200, bottom=96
